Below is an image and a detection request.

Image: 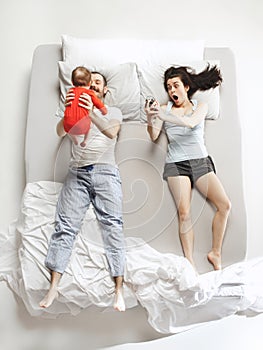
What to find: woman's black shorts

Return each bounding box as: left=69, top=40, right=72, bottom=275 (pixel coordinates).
left=163, top=156, right=216, bottom=187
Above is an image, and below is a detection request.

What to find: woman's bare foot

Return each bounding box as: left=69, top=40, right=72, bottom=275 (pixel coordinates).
left=207, top=251, right=222, bottom=270
left=113, top=288, right=125, bottom=312
left=39, top=288, right=58, bottom=308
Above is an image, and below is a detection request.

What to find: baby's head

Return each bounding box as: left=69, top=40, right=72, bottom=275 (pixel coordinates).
left=71, top=66, right=91, bottom=87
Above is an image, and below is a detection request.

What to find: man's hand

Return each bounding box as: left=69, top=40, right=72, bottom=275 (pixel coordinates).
left=78, top=93, right=94, bottom=111
left=65, top=89, right=75, bottom=107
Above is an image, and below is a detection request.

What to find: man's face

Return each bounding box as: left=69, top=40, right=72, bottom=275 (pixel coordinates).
left=90, top=73, right=107, bottom=99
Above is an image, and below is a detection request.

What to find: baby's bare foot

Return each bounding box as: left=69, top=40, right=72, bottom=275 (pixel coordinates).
left=207, top=251, right=222, bottom=270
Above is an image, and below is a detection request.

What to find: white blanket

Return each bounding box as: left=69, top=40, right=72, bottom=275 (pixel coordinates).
left=0, top=181, right=263, bottom=333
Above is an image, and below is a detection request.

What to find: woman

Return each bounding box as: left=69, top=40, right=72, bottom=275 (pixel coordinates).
left=145, top=65, right=231, bottom=271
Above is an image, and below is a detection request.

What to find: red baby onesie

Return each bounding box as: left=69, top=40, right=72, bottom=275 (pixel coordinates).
left=63, top=87, right=107, bottom=135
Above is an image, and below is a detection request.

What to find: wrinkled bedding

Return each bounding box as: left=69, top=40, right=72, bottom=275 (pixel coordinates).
left=0, top=181, right=263, bottom=333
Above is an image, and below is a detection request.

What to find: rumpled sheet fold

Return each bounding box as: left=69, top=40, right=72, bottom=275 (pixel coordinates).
left=1, top=181, right=263, bottom=333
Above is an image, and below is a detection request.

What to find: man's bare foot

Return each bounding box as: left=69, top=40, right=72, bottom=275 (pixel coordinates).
left=207, top=251, right=222, bottom=270
left=39, top=288, right=58, bottom=308
left=113, top=289, right=125, bottom=312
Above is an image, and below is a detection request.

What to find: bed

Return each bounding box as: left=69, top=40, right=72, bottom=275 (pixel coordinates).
left=1, top=37, right=263, bottom=336
left=26, top=39, right=247, bottom=268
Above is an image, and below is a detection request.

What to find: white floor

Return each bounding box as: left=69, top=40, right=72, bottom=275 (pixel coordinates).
left=1, top=282, right=263, bottom=350
left=105, top=314, right=263, bottom=350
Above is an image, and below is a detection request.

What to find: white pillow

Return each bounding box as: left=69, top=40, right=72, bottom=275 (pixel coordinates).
left=57, top=61, right=141, bottom=121
left=61, top=35, right=205, bottom=65
left=137, top=60, right=221, bottom=121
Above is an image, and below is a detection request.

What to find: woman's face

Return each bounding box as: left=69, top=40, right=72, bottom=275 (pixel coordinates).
left=166, top=77, right=189, bottom=107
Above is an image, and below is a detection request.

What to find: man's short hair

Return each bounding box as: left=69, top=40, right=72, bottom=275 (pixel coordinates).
left=91, top=71, right=107, bottom=87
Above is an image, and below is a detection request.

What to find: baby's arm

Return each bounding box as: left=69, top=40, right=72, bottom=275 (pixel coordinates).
left=91, top=93, right=108, bottom=115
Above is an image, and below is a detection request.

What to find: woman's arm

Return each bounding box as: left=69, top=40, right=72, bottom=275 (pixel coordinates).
left=147, top=118, right=163, bottom=141
left=158, top=102, right=208, bottom=128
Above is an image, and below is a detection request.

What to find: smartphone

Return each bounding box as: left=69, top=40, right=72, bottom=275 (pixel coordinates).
left=145, top=96, right=155, bottom=108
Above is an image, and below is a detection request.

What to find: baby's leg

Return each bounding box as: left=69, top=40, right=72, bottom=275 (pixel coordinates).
left=80, top=133, right=88, bottom=148
left=69, top=134, right=78, bottom=145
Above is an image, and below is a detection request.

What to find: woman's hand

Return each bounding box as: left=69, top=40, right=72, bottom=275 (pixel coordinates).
left=145, top=99, right=161, bottom=125
left=78, top=93, right=94, bottom=111
left=145, top=99, right=164, bottom=141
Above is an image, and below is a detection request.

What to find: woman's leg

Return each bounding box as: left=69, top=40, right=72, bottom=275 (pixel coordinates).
left=195, top=172, right=231, bottom=270
left=167, top=176, right=195, bottom=267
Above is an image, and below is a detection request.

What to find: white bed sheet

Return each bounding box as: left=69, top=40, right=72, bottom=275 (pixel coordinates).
left=0, top=181, right=262, bottom=333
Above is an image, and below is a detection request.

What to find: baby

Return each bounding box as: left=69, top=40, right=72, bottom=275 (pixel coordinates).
left=63, top=66, right=107, bottom=147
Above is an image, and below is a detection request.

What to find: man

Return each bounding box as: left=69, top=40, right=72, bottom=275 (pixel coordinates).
left=39, top=72, right=126, bottom=312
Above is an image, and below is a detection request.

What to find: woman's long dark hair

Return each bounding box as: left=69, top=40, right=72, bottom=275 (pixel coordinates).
left=164, top=64, right=222, bottom=99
